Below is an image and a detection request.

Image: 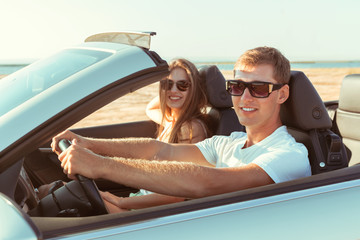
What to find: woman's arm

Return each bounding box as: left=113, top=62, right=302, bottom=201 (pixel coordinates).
left=146, top=96, right=163, bottom=124
left=101, top=191, right=185, bottom=212
left=178, top=119, right=208, bottom=143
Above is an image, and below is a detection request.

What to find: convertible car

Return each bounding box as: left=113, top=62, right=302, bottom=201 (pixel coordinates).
left=1, top=32, right=360, bottom=240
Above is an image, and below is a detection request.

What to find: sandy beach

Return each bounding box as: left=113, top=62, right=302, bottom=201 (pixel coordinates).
left=2, top=67, right=360, bottom=128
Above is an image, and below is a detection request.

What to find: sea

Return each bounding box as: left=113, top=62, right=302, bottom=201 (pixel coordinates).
left=0, top=64, right=27, bottom=75
left=1, top=61, right=360, bottom=75
left=196, top=61, right=360, bottom=71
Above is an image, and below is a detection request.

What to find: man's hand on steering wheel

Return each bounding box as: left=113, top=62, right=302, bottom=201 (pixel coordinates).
left=58, top=139, right=108, bottom=215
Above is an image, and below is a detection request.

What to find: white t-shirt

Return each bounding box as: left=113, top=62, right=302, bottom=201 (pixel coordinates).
left=195, top=126, right=311, bottom=183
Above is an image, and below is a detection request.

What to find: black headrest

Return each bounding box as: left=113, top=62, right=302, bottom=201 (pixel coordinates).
left=280, top=71, right=332, bottom=131
left=199, top=65, right=232, bottom=108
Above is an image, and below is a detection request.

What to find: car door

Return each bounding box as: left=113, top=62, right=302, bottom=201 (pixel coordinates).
left=28, top=166, right=360, bottom=239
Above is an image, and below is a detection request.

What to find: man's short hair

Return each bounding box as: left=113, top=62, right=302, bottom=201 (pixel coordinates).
left=234, top=47, right=291, bottom=84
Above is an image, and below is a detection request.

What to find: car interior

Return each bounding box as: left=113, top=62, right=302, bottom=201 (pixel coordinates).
left=199, top=65, right=246, bottom=135
left=5, top=65, right=360, bottom=238
left=280, top=70, right=349, bottom=173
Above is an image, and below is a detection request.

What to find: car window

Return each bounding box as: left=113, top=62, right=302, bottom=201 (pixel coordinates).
left=70, top=82, right=159, bottom=128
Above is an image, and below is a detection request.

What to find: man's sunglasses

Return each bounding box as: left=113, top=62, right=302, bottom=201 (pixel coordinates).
left=226, top=80, right=284, bottom=98
left=160, top=79, right=191, bottom=92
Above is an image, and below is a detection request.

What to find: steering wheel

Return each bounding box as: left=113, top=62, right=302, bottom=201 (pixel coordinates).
left=58, top=139, right=108, bottom=215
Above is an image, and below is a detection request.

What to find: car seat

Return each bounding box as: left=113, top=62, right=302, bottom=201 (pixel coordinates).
left=199, top=65, right=348, bottom=174
left=280, top=71, right=348, bottom=174
left=199, top=65, right=245, bottom=135
left=335, top=74, right=360, bottom=166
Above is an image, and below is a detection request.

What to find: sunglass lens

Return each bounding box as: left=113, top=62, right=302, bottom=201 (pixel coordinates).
left=251, top=83, right=269, bottom=97
left=161, top=79, right=190, bottom=91
left=160, top=79, right=174, bottom=90
left=228, top=81, right=245, bottom=96
left=176, top=80, right=190, bottom=91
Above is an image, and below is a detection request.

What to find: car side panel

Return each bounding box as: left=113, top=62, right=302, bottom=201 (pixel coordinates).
left=56, top=180, right=360, bottom=240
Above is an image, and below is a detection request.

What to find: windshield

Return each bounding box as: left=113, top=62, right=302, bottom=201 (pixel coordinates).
left=0, top=48, right=112, bottom=117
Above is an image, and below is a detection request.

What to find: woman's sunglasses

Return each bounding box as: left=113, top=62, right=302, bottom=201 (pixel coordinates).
left=160, top=79, right=191, bottom=92
left=226, top=80, right=284, bottom=98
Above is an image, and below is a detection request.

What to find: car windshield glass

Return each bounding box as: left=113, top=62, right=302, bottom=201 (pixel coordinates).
left=0, top=48, right=112, bottom=117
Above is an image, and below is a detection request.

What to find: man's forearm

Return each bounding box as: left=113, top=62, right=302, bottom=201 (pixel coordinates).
left=97, top=157, right=273, bottom=199
left=100, top=157, right=218, bottom=198
left=86, top=137, right=166, bottom=160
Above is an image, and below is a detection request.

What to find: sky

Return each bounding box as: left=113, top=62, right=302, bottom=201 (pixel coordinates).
left=1, top=0, right=360, bottom=63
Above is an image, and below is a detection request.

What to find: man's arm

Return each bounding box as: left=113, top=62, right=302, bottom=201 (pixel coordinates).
left=59, top=142, right=273, bottom=198
left=101, top=159, right=274, bottom=198
left=52, top=130, right=211, bottom=164
left=52, top=130, right=165, bottom=160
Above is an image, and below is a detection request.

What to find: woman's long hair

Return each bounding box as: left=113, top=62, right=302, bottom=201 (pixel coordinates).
left=158, top=59, right=209, bottom=143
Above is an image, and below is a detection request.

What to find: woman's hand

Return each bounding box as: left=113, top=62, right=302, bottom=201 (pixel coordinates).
left=100, top=191, right=130, bottom=213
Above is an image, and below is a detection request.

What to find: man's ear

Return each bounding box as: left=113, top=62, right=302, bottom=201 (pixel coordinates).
left=278, top=84, right=289, bottom=104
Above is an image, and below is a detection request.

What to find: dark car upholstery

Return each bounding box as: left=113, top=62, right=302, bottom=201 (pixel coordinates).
left=336, top=74, right=360, bottom=166
left=199, top=65, right=245, bottom=135
left=199, top=66, right=348, bottom=174
left=280, top=71, right=348, bottom=174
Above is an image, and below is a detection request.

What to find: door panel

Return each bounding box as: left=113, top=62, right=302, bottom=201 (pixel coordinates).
left=72, top=120, right=157, bottom=139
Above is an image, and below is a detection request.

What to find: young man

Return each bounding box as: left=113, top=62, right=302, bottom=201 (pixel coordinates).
left=52, top=47, right=311, bottom=211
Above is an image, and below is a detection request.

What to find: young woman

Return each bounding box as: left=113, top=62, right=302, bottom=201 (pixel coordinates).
left=102, top=59, right=212, bottom=213
left=147, top=58, right=210, bottom=143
